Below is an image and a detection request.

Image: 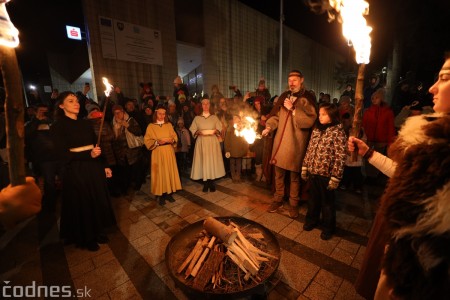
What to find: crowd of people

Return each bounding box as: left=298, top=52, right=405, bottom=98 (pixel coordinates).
left=1, top=53, right=449, bottom=298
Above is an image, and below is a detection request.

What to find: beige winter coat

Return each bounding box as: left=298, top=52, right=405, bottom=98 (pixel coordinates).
left=266, top=90, right=317, bottom=172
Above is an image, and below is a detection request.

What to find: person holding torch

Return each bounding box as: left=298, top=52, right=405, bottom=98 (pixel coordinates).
left=350, top=53, right=450, bottom=300
left=0, top=0, right=42, bottom=228
left=50, top=92, right=116, bottom=252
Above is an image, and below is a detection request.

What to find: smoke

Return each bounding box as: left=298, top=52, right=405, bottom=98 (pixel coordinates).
left=303, top=0, right=341, bottom=23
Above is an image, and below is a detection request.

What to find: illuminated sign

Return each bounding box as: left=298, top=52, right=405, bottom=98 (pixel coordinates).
left=66, top=25, right=82, bottom=40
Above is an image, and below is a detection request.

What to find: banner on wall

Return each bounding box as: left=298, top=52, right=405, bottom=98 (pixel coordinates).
left=98, top=16, right=163, bottom=65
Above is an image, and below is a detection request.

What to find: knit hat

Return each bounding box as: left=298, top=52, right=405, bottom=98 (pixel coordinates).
left=173, top=76, right=182, bottom=84
left=288, top=70, right=303, bottom=78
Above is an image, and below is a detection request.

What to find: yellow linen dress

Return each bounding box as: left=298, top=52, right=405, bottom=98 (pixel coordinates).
left=144, top=123, right=182, bottom=196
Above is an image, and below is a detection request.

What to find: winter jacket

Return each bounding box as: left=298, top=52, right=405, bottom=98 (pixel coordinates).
left=224, top=126, right=248, bottom=158
left=303, top=123, right=347, bottom=179
left=88, top=118, right=116, bottom=167
left=265, top=90, right=317, bottom=172
left=112, top=116, right=142, bottom=166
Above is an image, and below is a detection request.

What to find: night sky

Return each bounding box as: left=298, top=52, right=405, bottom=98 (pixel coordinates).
left=5, top=0, right=450, bottom=89
left=6, top=0, right=85, bottom=82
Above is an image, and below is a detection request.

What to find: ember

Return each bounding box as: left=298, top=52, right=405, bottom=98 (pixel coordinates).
left=166, top=217, right=280, bottom=297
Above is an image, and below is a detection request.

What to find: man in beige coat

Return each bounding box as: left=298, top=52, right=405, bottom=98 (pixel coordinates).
left=262, top=70, right=317, bottom=218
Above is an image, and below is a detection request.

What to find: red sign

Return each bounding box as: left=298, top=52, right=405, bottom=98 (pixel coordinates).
left=66, top=26, right=82, bottom=40
left=70, top=29, right=79, bottom=38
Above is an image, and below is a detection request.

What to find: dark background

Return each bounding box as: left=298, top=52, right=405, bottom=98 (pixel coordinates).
left=5, top=0, right=450, bottom=89
left=7, top=0, right=85, bottom=83
left=241, top=0, right=450, bottom=88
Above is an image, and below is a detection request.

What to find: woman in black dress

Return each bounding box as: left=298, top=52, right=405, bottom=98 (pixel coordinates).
left=51, top=91, right=116, bottom=251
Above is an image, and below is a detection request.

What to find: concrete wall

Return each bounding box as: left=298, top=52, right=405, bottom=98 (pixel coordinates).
left=202, top=0, right=343, bottom=99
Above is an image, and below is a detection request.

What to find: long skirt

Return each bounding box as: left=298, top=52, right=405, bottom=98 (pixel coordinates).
left=60, top=160, right=116, bottom=246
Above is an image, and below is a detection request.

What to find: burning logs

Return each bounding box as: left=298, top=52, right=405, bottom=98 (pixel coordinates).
left=174, top=217, right=279, bottom=293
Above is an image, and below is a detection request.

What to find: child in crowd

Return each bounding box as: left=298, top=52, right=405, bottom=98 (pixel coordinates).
left=224, top=115, right=248, bottom=183
left=175, top=118, right=191, bottom=173
left=301, top=103, right=347, bottom=240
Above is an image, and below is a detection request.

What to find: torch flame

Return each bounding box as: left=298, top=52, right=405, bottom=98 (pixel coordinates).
left=102, top=77, right=113, bottom=97
left=0, top=2, right=20, bottom=48
left=234, top=116, right=259, bottom=144
left=329, top=0, right=372, bottom=64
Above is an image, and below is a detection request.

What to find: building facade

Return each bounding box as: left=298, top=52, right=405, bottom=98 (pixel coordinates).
left=55, top=0, right=343, bottom=102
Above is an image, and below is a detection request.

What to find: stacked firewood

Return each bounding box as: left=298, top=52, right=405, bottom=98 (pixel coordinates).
left=176, top=217, right=278, bottom=291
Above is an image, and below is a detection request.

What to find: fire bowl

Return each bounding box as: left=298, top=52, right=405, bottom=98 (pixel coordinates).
left=165, top=217, right=281, bottom=299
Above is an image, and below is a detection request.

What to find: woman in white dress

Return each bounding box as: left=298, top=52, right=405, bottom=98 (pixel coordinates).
left=189, top=98, right=225, bottom=192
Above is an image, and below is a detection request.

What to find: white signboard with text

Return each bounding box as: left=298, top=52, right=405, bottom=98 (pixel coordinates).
left=98, top=16, right=163, bottom=65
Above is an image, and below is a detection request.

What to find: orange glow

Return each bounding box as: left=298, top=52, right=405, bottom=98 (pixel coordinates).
left=234, top=116, right=259, bottom=144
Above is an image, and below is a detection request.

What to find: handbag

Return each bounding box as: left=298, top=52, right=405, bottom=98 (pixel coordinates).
left=125, top=128, right=144, bottom=148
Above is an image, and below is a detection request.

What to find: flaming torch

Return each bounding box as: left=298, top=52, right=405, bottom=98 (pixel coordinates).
left=0, top=0, right=41, bottom=228
left=0, top=0, right=24, bottom=185
left=315, top=0, right=372, bottom=160
left=339, top=0, right=372, bottom=161
left=96, top=77, right=113, bottom=146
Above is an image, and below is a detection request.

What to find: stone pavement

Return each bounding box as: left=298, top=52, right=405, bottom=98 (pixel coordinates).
left=0, top=174, right=384, bottom=299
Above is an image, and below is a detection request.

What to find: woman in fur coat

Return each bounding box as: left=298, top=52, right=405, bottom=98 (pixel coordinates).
left=349, top=53, right=450, bottom=299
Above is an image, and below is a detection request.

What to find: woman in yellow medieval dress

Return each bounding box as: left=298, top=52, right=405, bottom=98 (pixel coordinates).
left=144, top=105, right=181, bottom=205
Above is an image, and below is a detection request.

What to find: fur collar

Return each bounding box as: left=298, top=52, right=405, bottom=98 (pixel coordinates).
left=384, top=112, right=450, bottom=238
left=388, top=112, right=446, bottom=162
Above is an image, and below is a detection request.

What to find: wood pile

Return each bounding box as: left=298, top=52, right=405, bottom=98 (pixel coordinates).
left=176, top=217, right=278, bottom=292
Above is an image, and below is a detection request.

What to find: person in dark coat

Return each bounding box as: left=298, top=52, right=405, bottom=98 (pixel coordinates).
left=173, top=76, right=190, bottom=108
left=254, top=79, right=271, bottom=105
left=50, top=91, right=116, bottom=252
left=111, top=104, right=144, bottom=194
left=363, top=74, right=382, bottom=109
left=224, top=115, right=248, bottom=183
left=87, top=107, right=117, bottom=196
left=349, top=52, right=450, bottom=300
left=341, top=84, right=355, bottom=101
left=25, top=103, right=60, bottom=212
